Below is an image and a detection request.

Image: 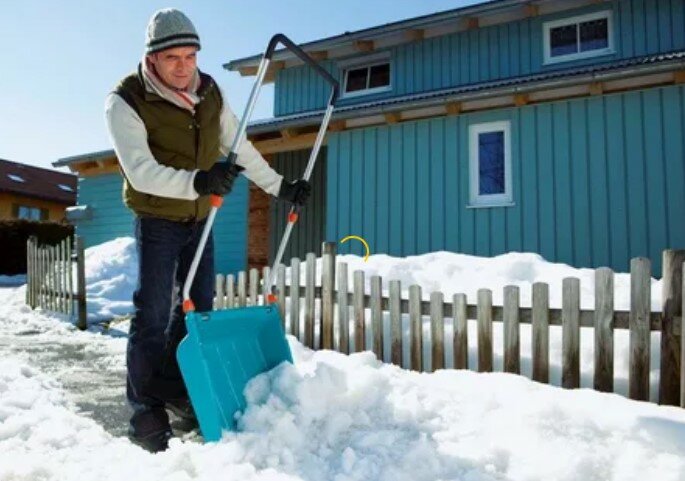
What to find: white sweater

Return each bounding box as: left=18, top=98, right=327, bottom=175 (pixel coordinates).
left=104, top=85, right=283, bottom=201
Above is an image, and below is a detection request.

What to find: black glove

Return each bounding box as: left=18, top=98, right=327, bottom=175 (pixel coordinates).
left=193, top=163, right=244, bottom=196
left=278, top=179, right=311, bottom=206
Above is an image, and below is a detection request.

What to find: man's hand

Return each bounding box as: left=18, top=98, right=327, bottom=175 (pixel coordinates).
left=277, top=179, right=311, bottom=206
left=193, top=163, right=245, bottom=196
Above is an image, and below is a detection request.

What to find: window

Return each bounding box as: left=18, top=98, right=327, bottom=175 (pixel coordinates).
left=7, top=174, right=25, bottom=183
left=543, top=11, right=614, bottom=64
left=58, top=184, right=74, bottom=192
left=469, top=121, right=512, bottom=207
left=14, top=204, right=47, bottom=221
left=340, top=54, right=391, bottom=98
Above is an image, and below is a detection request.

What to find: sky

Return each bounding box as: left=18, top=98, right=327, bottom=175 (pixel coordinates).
left=0, top=0, right=481, bottom=172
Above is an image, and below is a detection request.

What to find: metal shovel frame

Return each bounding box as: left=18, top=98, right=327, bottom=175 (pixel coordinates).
left=182, top=34, right=339, bottom=313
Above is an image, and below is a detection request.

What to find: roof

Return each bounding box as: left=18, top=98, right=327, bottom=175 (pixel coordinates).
left=225, top=0, right=536, bottom=70
left=246, top=50, right=685, bottom=135
left=53, top=149, right=115, bottom=168
left=0, top=159, right=77, bottom=205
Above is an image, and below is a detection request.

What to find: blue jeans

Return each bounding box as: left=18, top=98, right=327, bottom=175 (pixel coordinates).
left=127, top=216, right=214, bottom=432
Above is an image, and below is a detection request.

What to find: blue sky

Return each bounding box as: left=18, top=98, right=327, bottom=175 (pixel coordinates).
left=0, top=0, right=480, bottom=171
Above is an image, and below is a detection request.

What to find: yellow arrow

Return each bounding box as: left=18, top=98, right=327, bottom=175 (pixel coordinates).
left=340, top=235, right=371, bottom=262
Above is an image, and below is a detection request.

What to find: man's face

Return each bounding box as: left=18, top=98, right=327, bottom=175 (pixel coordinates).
left=148, top=46, right=198, bottom=90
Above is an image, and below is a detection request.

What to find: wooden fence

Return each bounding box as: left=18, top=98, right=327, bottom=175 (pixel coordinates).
left=215, top=242, right=685, bottom=408
left=26, top=235, right=87, bottom=330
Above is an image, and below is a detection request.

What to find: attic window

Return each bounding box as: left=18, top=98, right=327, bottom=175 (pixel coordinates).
left=7, top=174, right=25, bottom=183
left=543, top=11, right=614, bottom=64
left=341, top=55, right=391, bottom=98
left=58, top=184, right=74, bottom=192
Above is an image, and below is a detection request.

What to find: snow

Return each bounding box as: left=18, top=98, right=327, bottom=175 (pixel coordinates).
left=1, top=238, right=683, bottom=480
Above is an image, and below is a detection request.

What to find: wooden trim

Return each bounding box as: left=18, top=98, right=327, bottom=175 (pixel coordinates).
left=514, top=94, right=529, bottom=106
left=253, top=132, right=327, bottom=155
left=239, top=66, right=258, bottom=77
left=674, top=71, right=685, bottom=84
left=466, top=17, right=480, bottom=30
left=589, top=82, right=604, bottom=95
left=525, top=3, right=539, bottom=17
left=404, top=29, right=425, bottom=42
left=308, top=50, right=328, bottom=61
left=280, top=128, right=299, bottom=139
left=328, top=120, right=346, bottom=132
left=384, top=112, right=402, bottom=124
left=445, top=101, right=462, bottom=115
left=353, top=40, right=375, bottom=52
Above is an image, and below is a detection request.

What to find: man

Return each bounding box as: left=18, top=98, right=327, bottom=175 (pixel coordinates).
left=105, top=8, right=311, bottom=452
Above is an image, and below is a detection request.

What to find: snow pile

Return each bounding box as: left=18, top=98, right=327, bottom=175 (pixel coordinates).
left=1, top=340, right=684, bottom=481
left=83, top=237, right=138, bottom=322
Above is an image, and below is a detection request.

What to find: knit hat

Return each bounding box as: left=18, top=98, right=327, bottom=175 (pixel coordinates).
left=145, top=8, right=201, bottom=55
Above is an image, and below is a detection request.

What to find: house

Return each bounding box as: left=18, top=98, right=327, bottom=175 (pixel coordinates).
left=226, top=0, right=685, bottom=276
left=0, top=158, right=76, bottom=222
left=59, top=0, right=685, bottom=276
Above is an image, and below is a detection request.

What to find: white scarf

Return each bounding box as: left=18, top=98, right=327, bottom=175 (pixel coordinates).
left=141, top=56, right=201, bottom=113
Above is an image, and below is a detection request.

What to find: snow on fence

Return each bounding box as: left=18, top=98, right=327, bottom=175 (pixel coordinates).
left=216, top=243, right=685, bottom=408
left=26, top=235, right=87, bottom=330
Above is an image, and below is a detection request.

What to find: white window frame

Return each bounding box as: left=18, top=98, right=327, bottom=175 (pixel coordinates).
left=338, top=52, right=392, bottom=99
left=543, top=10, right=615, bottom=65
left=468, top=121, right=513, bottom=208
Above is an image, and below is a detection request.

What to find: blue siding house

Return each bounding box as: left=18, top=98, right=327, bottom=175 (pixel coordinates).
left=226, top=0, right=685, bottom=276
left=57, top=0, right=685, bottom=276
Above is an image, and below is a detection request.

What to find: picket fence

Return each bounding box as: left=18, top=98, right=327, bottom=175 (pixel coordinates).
left=215, top=242, right=685, bottom=408
left=26, top=235, right=87, bottom=330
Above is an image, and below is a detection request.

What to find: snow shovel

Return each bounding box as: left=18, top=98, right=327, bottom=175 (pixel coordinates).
left=177, top=34, right=339, bottom=442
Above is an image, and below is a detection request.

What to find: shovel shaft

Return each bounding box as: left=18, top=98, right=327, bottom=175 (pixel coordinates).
left=183, top=34, right=339, bottom=311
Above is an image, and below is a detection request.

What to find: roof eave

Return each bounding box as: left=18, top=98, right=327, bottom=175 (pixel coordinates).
left=245, top=57, right=685, bottom=135
left=225, top=0, right=532, bottom=71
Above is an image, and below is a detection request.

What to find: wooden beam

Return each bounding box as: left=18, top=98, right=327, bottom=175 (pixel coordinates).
left=353, top=40, right=375, bottom=52
left=384, top=112, right=402, bottom=124
left=445, top=102, right=462, bottom=115
left=308, top=50, right=328, bottom=61
left=514, top=94, right=529, bottom=106
left=589, top=82, right=604, bottom=95
left=280, top=128, right=298, bottom=139
left=328, top=120, right=346, bottom=132
left=466, top=17, right=479, bottom=30
left=674, top=71, right=685, bottom=84
left=404, top=29, right=425, bottom=42
left=77, top=163, right=121, bottom=178
left=525, top=3, right=539, bottom=17
left=239, top=66, right=258, bottom=77
left=253, top=132, right=327, bottom=155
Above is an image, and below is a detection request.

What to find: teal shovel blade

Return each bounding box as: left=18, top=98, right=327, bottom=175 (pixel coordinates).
left=177, top=304, right=292, bottom=442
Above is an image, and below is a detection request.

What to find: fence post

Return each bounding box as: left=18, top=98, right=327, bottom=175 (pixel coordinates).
left=305, top=253, right=316, bottom=349
left=353, top=270, right=366, bottom=353
left=75, top=236, right=87, bottom=330
left=594, top=268, right=614, bottom=393
left=321, top=242, right=336, bottom=350
left=249, top=268, right=259, bottom=306
left=225, top=274, right=235, bottom=308
left=66, top=238, right=73, bottom=316
left=453, top=293, right=468, bottom=370
left=389, top=280, right=402, bottom=367
left=503, top=285, right=520, bottom=374
left=238, top=271, right=247, bottom=307
left=409, top=285, right=422, bottom=372
left=562, top=277, right=580, bottom=389
left=371, top=275, right=383, bottom=361
left=26, top=237, right=34, bottom=308
left=338, top=262, right=349, bottom=354
left=532, top=282, right=549, bottom=383
left=477, top=289, right=493, bottom=372
left=276, top=264, right=286, bottom=327
left=290, top=258, right=300, bottom=339
left=660, top=250, right=685, bottom=405
left=215, top=274, right=225, bottom=309
left=430, top=291, right=445, bottom=371
left=61, top=239, right=68, bottom=314
left=630, top=257, right=651, bottom=401
left=262, top=266, right=270, bottom=306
